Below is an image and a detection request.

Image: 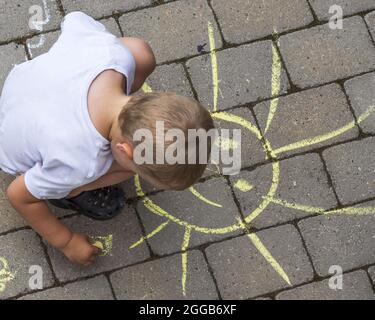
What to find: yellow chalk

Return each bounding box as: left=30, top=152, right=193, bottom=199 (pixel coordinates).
left=0, top=257, right=16, bottom=293
left=90, top=235, right=113, bottom=256
left=189, top=186, right=222, bottom=208
left=274, top=106, right=375, bottom=156
left=234, top=179, right=254, bottom=192
left=129, top=221, right=170, bottom=249
left=208, top=21, right=219, bottom=112
left=92, top=241, right=104, bottom=251
left=181, top=227, right=192, bottom=297
left=265, top=43, right=282, bottom=133
left=141, top=82, right=153, bottom=93
left=247, top=233, right=291, bottom=286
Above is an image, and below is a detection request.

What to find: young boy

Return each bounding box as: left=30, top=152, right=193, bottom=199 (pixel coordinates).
left=0, top=12, right=214, bottom=266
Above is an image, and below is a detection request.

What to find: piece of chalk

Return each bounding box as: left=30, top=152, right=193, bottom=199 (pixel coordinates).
left=92, top=241, right=104, bottom=250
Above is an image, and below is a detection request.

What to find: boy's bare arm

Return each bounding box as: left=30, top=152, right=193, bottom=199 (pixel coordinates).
left=6, top=174, right=98, bottom=265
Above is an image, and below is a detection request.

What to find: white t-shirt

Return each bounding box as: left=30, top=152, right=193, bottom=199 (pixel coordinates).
left=0, top=11, right=136, bottom=200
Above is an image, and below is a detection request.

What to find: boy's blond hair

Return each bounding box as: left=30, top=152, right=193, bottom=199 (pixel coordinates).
left=118, top=92, right=215, bottom=190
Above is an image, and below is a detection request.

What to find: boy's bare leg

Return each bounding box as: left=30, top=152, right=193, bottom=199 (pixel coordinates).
left=119, top=37, right=156, bottom=93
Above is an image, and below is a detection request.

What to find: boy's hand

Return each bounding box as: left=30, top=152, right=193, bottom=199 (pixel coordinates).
left=61, top=233, right=100, bottom=266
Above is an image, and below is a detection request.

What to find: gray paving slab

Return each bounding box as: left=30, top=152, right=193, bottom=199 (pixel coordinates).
left=309, top=0, right=375, bottom=21
left=298, top=210, right=375, bottom=277
left=0, top=43, right=27, bottom=92
left=47, top=206, right=150, bottom=282
left=230, top=154, right=338, bottom=230
left=110, top=250, right=218, bottom=300
left=61, top=0, right=152, bottom=18
left=211, top=0, right=314, bottom=44
left=278, top=16, right=375, bottom=88
left=19, top=275, right=113, bottom=300
left=141, top=63, right=193, bottom=97
left=322, top=138, right=375, bottom=205
left=277, top=270, right=375, bottom=300
left=100, top=17, right=122, bottom=37
left=366, top=11, right=375, bottom=41
left=205, top=224, right=314, bottom=299
left=0, top=0, right=62, bottom=42
left=136, top=177, right=243, bottom=256
left=0, top=230, right=54, bottom=299
left=344, top=72, right=375, bottom=134
left=254, top=84, right=358, bottom=157
left=119, top=0, right=223, bottom=63
left=186, top=41, right=290, bottom=111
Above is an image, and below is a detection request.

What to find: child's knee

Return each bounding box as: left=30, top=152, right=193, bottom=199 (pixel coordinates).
left=120, top=37, right=156, bottom=74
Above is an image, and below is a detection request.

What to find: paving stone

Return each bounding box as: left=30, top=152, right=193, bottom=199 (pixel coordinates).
left=322, top=138, right=375, bottom=205
left=309, top=0, right=375, bottom=21
left=47, top=206, right=150, bottom=282
left=110, top=250, right=218, bottom=300
left=205, top=224, right=314, bottom=299
left=61, top=0, right=152, bottom=18
left=0, top=43, right=27, bottom=92
left=368, top=266, right=375, bottom=284
left=26, top=18, right=121, bottom=59
left=0, top=230, right=54, bottom=299
left=136, top=177, right=243, bottom=256
left=230, top=154, right=338, bottom=230
left=366, top=11, right=375, bottom=41
left=19, top=275, right=113, bottom=300
left=187, top=41, right=290, bottom=111
left=344, top=72, right=375, bottom=134
left=277, top=270, right=375, bottom=300
left=298, top=210, right=375, bottom=277
left=100, top=17, right=122, bottom=37
left=254, top=84, right=358, bottom=157
left=119, top=0, right=223, bottom=63
left=0, top=0, right=62, bottom=42
left=142, top=63, right=193, bottom=97
left=278, top=16, right=375, bottom=88
left=211, top=0, right=314, bottom=44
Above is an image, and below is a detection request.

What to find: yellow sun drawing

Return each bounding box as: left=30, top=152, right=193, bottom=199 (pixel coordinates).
left=130, top=22, right=375, bottom=297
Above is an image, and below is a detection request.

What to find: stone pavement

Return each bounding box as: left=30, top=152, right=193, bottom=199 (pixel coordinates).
left=1, top=0, right=375, bottom=300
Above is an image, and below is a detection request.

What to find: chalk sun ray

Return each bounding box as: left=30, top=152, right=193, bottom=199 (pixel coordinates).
left=208, top=21, right=219, bottom=113
left=236, top=218, right=291, bottom=285
left=247, top=233, right=291, bottom=285
left=264, top=39, right=282, bottom=133
left=268, top=196, right=375, bottom=216
left=181, top=227, right=192, bottom=297
left=189, top=186, right=223, bottom=208
left=129, top=221, right=170, bottom=250
left=274, top=106, right=375, bottom=156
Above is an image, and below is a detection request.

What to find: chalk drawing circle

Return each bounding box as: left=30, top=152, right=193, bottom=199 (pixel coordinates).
left=135, top=111, right=281, bottom=234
